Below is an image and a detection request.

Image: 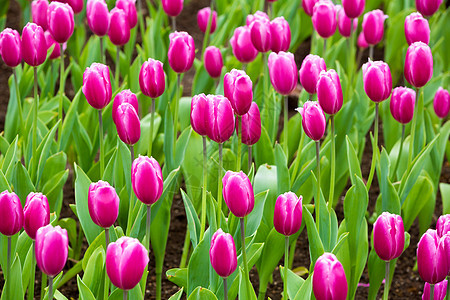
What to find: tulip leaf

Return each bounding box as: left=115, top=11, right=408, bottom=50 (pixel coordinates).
left=181, top=189, right=200, bottom=248
left=174, top=127, right=192, bottom=168
left=275, top=144, right=290, bottom=194
left=246, top=190, right=269, bottom=237
left=167, top=268, right=188, bottom=290
left=77, top=275, right=96, bottom=300
left=163, top=107, right=174, bottom=170
left=59, top=88, right=81, bottom=152
left=238, top=266, right=257, bottom=300
left=11, top=161, right=35, bottom=207
left=346, top=136, right=362, bottom=185
left=302, top=206, right=324, bottom=267
left=82, top=247, right=105, bottom=295
left=279, top=266, right=305, bottom=300
left=0, top=169, right=11, bottom=192
left=188, top=286, right=218, bottom=300
left=378, top=148, right=401, bottom=214
left=253, top=126, right=275, bottom=167
left=168, top=288, right=184, bottom=300
left=402, top=175, right=433, bottom=231
left=1, top=135, right=18, bottom=176
left=441, top=183, right=450, bottom=214
left=1, top=254, right=23, bottom=300
left=292, top=274, right=312, bottom=300
left=254, top=164, right=278, bottom=228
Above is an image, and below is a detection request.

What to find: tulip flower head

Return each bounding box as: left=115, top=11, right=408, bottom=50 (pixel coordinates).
left=235, top=101, right=262, bottom=146
left=82, top=63, right=112, bottom=110
left=230, top=26, right=258, bottom=63
left=422, top=280, right=448, bottom=300
left=168, top=31, right=195, bottom=73
left=131, top=156, right=163, bottom=205
left=357, top=31, right=369, bottom=49
left=246, top=11, right=270, bottom=26
left=417, top=229, right=448, bottom=284
left=35, top=224, right=68, bottom=277
left=45, top=31, right=65, bottom=59
left=433, top=87, right=450, bottom=119
left=273, top=192, right=303, bottom=236
left=362, top=9, right=388, bottom=45
left=416, top=0, right=443, bottom=17
left=222, top=171, right=254, bottom=218
left=0, top=28, right=22, bottom=67
left=47, top=2, right=75, bottom=43
left=302, top=0, right=319, bottom=16
left=203, top=46, right=223, bottom=78
left=224, top=69, right=253, bottom=116
left=313, top=253, right=348, bottom=300
left=197, top=7, right=217, bottom=33
left=88, top=181, right=120, bottom=228
left=206, top=94, right=235, bottom=143
left=373, top=212, right=405, bottom=261
left=23, top=192, right=50, bottom=240
left=342, top=0, right=365, bottom=19
left=112, top=89, right=139, bottom=124
left=317, top=69, right=343, bottom=115
left=404, top=12, right=430, bottom=45
left=108, top=8, right=131, bottom=46
left=270, top=17, right=291, bottom=53
left=0, top=190, right=23, bottom=236
left=116, top=0, right=138, bottom=28
left=139, top=58, right=166, bottom=98
left=115, top=102, right=141, bottom=145
left=296, top=101, right=326, bottom=141
left=337, top=6, right=358, bottom=37
left=210, top=229, right=238, bottom=278
left=86, top=0, right=110, bottom=36
left=312, top=0, right=337, bottom=39
left=299, top=54, right=326, bottom=95
left=404, top=41, right=433, bottom=88
left=390, top=87, right=415, bottom=124
left=64, top=0, right=83, bottom=14
left=191, top=93, right=211, bottom=136
left=21, top=22, right=47, bottom=66
left=249, top=12, right=272, bottom=53
left=32, top=0, right=49, bottom=31
left=436, top=214, right=450, bottom=238
left=162, top=0, right=183, bottom=17
left=362, top=59, right=392, bottom=103
left=268, top=51, right=298, bottom=95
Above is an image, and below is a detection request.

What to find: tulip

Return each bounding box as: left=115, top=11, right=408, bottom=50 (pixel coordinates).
left=47, top=2, right=74, bottom=43
left=317, top=69, right=343, bottom=115
left=373, top=212, right=405, bottom=261
left=21, top=22, right=47, bottom=66
left=362, top=10, right=388, bottom=45
left=312, top=0, right=337, bottom=39
left=437, top=214, right=450, bottom=238
left=246, top=11, right=270, bottom=26
left=230, top=26, right=258, bottom=64
left=23, top=192, right=50, bottom=240
left=45, top=31, right=65, bottom=59
left=82, top=63, right=112, bottom=110
left=139, top=58, right=166, bottom=99
left=236, top=101, right=262, bottom=146
left=313, top=253, right=348, bottom=300
left=390, top=87, right=415, bottom=124
left=249, top=14, right=272, bottom=53
left=32, top=0, right=49, bottom=31
left=168, top=31, right=195, bottom=73
left=270, top=17, right=291, bottom=53
left=433, top=87, right=450, bottom=119
left=115, top=103, right=141, bottom=145
left=274, top=192, right=303, bottom=236
left=299, top=54, right=326, bottom=95
left=203, top=46, right=223, bottom=78
left=222, top=171, right=254, bottom=218
left=35, top=224, right=68, bottom=277
left=88, top=181, right=120, bottom=229
left=190, top=93, right=210, bottom=136
left=86, top=0, right=110, bottom=36
left=405, top=12, right=430, bottom=45
left=362, top=59, right=392, bottom=103
left=0, top=28, right=22, bottom=67
left=206, top=94, right=235, bottom=143
left=112, top=89, right=139, bottom=124
left=0, top=190, right=23, bottom=237
left=58, top=0, right=83, bottom=14
left=132, top=156, right=163, bottom=205
left=342, top=0, right=364, bottom=18
left=416, top=0, right=443, bottom=17
left=224, top=69, right=253, bottom=116
left=302, top=0, right=319, bottom=16
left=422, top=280, right=448, bottom=300
left=268, top=51, right=298, bottom=95
left=404, top=41, right=433, bottom=88
left=197, top=7, right=217, bottom=34
left=116, top=0, right=137, bottom=28
left=337, top=6, right=358, bottom=37
left=357, top=31, right=369, bottom=48
left=108, top=8, right=130, bottom=46
left=296, top=101, right=326, bottom=141
left=162, top=0, right=183, bottom=17
left=106, top=236, right=149, bottom=292
left=417, top=229, right=448, bottom=284
left=210, top=229, right=237, bottom=278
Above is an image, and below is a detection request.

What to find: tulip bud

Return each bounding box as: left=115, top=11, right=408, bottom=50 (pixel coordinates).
left=273, top=192, right=302, bottom=236
left=362, top=10, right=388, bottom=45
left=224, top=69, right=253, bottom=116
left=362, top=59, right=392, bottom=102
left=312, top=253, right=348, bottom=300
left=373, top=212, right=405, bottom=261
left=417, top=229, right=448, bottom=284
left=416, top=0, right=443, bottom=17
left=0, top=28, right=22, bottom=67
left=422, top=280, right=448, bottom=300
left=337, top=6, right=358, bottom=37
left=21, top=22, right=47, bottom=66
left=197, top=7, right=217, bottom=34
left=404, top=42, right=433, bottom=88
left=210, top=229, right=238, bottom=278
left=433, top=87, right=450, bottom=119
left=405, top=12, right=430, bottom=45
left=132, top=156, right=163, bottom=205
left=206, top=95, right=235, bottom=143
left=437, top=214, right=450, bottom=238
left=341, top=0, right=365, bottom=18
left=235, top=101, right=261, bottom=146
left=108, top=8, right=130, bottom=46
left=312, top=0, right=337, bottom=39
left=302, top=0, right=319, bottom=16
left=249, top=15, right=272, bottom=53
left=88, top=181, right=120, bottom=228
left=222, top=171, right=254, bottom=218
left=162, top=0, right=183, bottom=17
left=390, top=87, right=415, bottom=124
left=45, top=31, right=66, bottom=59
left=57, top=0, right=83, bottom=14
left=268, top=51, right=298, bottom=95
left=168, top=31, right=195, bottom=73
left=230, top=26, right=258, bottom=63
left=357, top=31, right=369, bottom=48
left=296, top=101, right=326, bottom=141
left=317, top=69, right=343, bottom=115
left=299, top=54, right=326, bottom=94
left=270, top=17, right=291, bottom=53
left=112, top=89, right=139, bottom=124
left=82, top=63, right=112, bottom=110
left=87, top=0, right=110, bottom=36
left=190, top=93, right=210, bottom=136
left=0, top=191, right=23, bottom=236
left=47, top=2, right=74, bottom=43
left=246, top=11, right=270, bottom=26
left=116, top=0, right=137, bottom=28
left=204, top=46, right=223, bottom=78
left=35, top=224, right=68, bottom=277
left=32, top=0, right=49, bottom=31
left=139, top=58, right=166, bottom=98
left=106, top=236, right=149, bottom=290
left=115, top=103, right=141, bottom=145
left=23, top=192, right=50, bottom=240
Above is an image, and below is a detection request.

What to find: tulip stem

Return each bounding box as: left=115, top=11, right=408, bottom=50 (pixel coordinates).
left=218, top=143, right=223, bottom=228
left=446, top=275, right=449, bottom=300
left=98, top=109, right=105, bottom=179
left=284, top=236, right=289, bottom=300
left=41, top=273, right=47, bottom=299
left=123, top=290, right=128, bottom=300
left=174, top=74, right=181, bottom=146
left=179, top=231, right=190, bottom=268
left=146, top=204, right=151, bottom=252
left=223, top=277, right=228, bottom=300
left=105, top=228, right=109, bottom=248
left=240, top=217, right=251, bottom=299
left=130, top=145, right=134, bottom=167
left=171, top=17, right=176, bottom=31
left=328, top=115, right=335, bottom=209
left=28, top=241, right=36, bottom=300
left=116, top=46, right=120, bottom=88
left=366, top=103, right=379, bottom=191
left=315, top=141, right=321, bottom=234
left=248, top=145, right=252, bottom=173
left=290, top=130, right=305, bottom=186
left=6, top=236, right=11, bottom=299
left=283, top=95, right=289, bottom=158
left=383, top=261, right=390, bottom=300
left=149, top=98, right=155, bottom=156
left=237, top=115, right=242, bottom=171
left=100, top=36, right=104, bottom=64
left=104, top=228, right=110, bottom=300
left=33, top=66, right=38, bottom=167
left=430, top=284, right=435, bottom=300
left=137, top=0, right=145, bottom=50
left=392, top=125, right=405, bottom=181
left=408, top=88, right=420, bottom=166
left=12, top=69, right=24, bottom=139
left=369, top=45, right=374, bottom=60
left=48, top=276, right=54, bottom=300
left=323, top=39, right=327, bottom=60
left=156, top=271, right=162, bottom=300
left=58, top=43, right=65, bottom=144
left=200, top=136, right=207, bottom=241
left=201, top=0, right=214, bottom=61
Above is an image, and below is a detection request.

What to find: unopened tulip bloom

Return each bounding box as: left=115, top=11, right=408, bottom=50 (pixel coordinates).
left=302, top=0, right=319, bottom=16
left=35, top=224, right=68, bottom=277
left=82, top=63, right=112, bottom=110
left=270, top=17, right=291, bottom=53
left=224, top=69, right=253, bottom=116
left=313, top=253, right=348, bottom=300
left=139, top=58, right=166, bottom=98
left=274, top=192, right=302, bottom=236
left=337, top=7, right=358, bottom=37
left=417, top=229, right=448, bottom=284
left=45, top=31, right=65, bottom=59
left=106, top=236, right=149, bottom=290
left=246, top=11, right=270, bottom=26
left=162, top=0, right=183, bottom=17
left=390, top=87, right=415, bottom=124
left=317, top=69, right=343, bottom=115
left=47, top=2, right=74, bottom=43
left=64, top=0, right=83, bottom=14
left=249, top=14, right=272, bottom=53
left=191, top=93, right=210, bottom=136
left=312, top=0, right=337, bottom=39
left=206, top=95, right=235, bottom=143
left=405, top=12, right=430, bottom=45
left=204, top=46, right=223, bottom=78
left=299, top=54, right=326, bottom=95
left=437, top=214, right=450, bottom=238
left=342, top=0, right=365, bottom=18
left=112, top=89, right=139, bottom=124
left=23, top=193, right=50, bottom=240
left=235, top=101, right=261, bottom=146
left=433, top=87, right=450, bottom=119
left=230, top=26, right=258, bottom=63
left=404, top=42, right=433, bottom=88
left=296, top=101, right=326, bottom=141
left=116, top=0, right=137, bottom=28
left=416, top=0, right=443, bottom=17
left=32, top=0, right=49, bottom=31
left=115, top=103, right=141, bottom=145
left=0, top=191, right=23, bottom=236
left=222, top=171, right=254, bottom=218
left=168, top=31, right=195, bottom=73
left=373, top=212, right=405, bottom=261
left=362, top=10, right=388, bottom=45
left=268, top=51, right=298, bottom=95
left=422, top=280, right=448, bottom=300
left=362, top=60, right=392, bottom=102
left=197, top=7, right=217, bottom=33
left=108, top=8, right=130, bottom=46
left=86, top=0, right=110, bottom=36
left=132, top=156, right=163, bottom=205
left=210, top=229, right=237, bottom=278
left=88, top=181, right=120, bottom=228
left=21, top=22, right=47, bottom=66
left=357, top=31, right=369, bottom=48
left=0, top=28, right=22, bottom=67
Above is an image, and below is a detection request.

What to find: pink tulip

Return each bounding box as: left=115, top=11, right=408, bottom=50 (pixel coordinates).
left=235, top=101, right=261, bottom=146
left=273, top=192, right=302, bottom=236
left=436, top=214, right=450, bottom=238
left=417, top=229, right=448, bottom=284
left=405, top=12, right=430, bottom=45
left=230, top=26, right=258, bottom=64
left=373, top=212, right=405, bottom=261
left=88, top=181, right=120, bottom=228
left=35, top=225, right=68, bottom=277
left=191, top=93, right=210, bottom=136
left=404, top=41, right=433, bottom=88
left=23, top=192, right=50, bottom=240
left=246, top=11, right=270, bottom=26
left=270, top=17, right=291, bottom=53
left=168, top=31, right=195, bottom=73
left=296, top=101, right=326, bottom=141
left=139, top=58, right=166, bottom=98
left=197, top=7, right=217, bottom=34
left=116, top=0, right=138, bottom=28
left=357, top=31, right=369, bottom=48
left=0, top=191, right=23, bottom=236
left=0, top=28, right=22, bottom=67
left=224, top=69, right=253, bottom=116
left=86, top=0, right=110, bottom=36
left=362, top=59, right=392, bottom=102
left=21, top=22, right=47, bottom=66
left=108, top=8, right=130, bottom=46
left=47, top=2, right=74, bottom=43
left=112, top=89, right=139, bottom=124
left=362, top=10, right=388, bottom=45
left=390, top=87, right=415, bottom=124
left=63, top=0, right=83, bottom=14
left=422, top=280, right=448, bottom=300
left=433, top=87, right=450, bottom=119
left=317, top=69, right=343, bottom=115
left=115, top=103, right=141, bottom=145
left=312, top=0, right=337, bottom=39
left=132, top=156, right=163, bottom=205
left=82, top=63, right=112, bottom=110
left=32, top=0, right=49, bottom=31
left=222, top=171, right=254, bottom=218
left=210, top=229, right=237, bottom=278
left=45, top=31, right=65, bottom=59
left=249, top=13, right=272, bottom=53
left=206, top=94, right=235, bottom=143
left=162, top=0, right=183, bottom=17
left=302, top=0, right=319, bottom=16
left=204, top=46, right=223, bottom=78
left=337, top=6, right=358, bottom=37
left=299, top=54, right=326, bottom=95
left=416, top=0, right=443, bottom=17
left=341, top=0, right=364, bottom=18
left=313, top=253, right=348, bottom=300
left=268, top=51, right=298, bottom=95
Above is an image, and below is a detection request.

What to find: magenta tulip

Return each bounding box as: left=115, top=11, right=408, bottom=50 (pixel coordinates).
left=168, top=31, right=195, bottom=73
left=246, top=11, right=270, bottom=26
left=88, top=181, right=120, bottom=228
left=106, top=236, right=149, bottom=290
left=405, top=12, right=430, bottom=45
left=21, top=22, right=47, bottom=66
left=362, top=10, right=388, bottom=45
left=86, top=0, right=110, bottom=36
left=139, top=58, right=166, bottom=98
left=108, top=8, right=130, bottom=46
left=341, top=0, right=364, bottom=18
left=0, top=191, right=23, bottom=236
left=302, top=0, right=319, bottom=16
left=63, top=0, right=83, bottom=14
left=35, top=224, right=68, bottom=277
left=313, top=253, right=348, bottom=300
left=45, top=31, right=65, bottom=59
left=404, top=41, right=433, bottom=88
left=224, top=69, right=253, bottom=116
left=32, top=0, right=49, bottom=31
left=422, top=280, right=448, bottom=300
left=390, top=87, right=415, bottom=124
left=222, top=171, right=254, bottom=218
left=268, top=51, right=298, bottom=95
left=296, top=101, right=326, bottom=141
left=162, top=0, right=183, bottom=17
left=230, top=26, right=258, bottom=63
left=273, top=192, right=302, bottom=236
left=270, top=17, right=291, bottom=53
left=112, top=89, right=139, bottom=124
left=373, top=212, right=405, bottom=261
left=362, top=60, right=392, bottom=103
left=299, top=54, right=326, bottom=95
left=416, top=0, right=443, bottom=17
left=357, top=31, right=369, bottom=48
left=437, top=214, right=450, bottom=238
left=47, top=2, right=74, bottom=43
left=235, top=101, right=261, bottom=146
left=116, top=0, right=137, bottom=28
left=132, top=156, right=163, bottom=205
left=82, top=63, right=112, bottom=110
left=23, top=192, right=50, bottom=240
left=312, top=0, right=337, bottom=39
left=433, top=87, right=450, bottom=119
left=337, top=6, right=358, bottom=37
left=190, top=93, right=210, bottom=136
left=115, top=103, right=141, bottom=145
left=317, top=69, right=343, bottom=115
left=210, top=229, right=237, bottom=278
left=417, top=229, right=448, bottom=284
left=197, top=7, right=217, bottom=33
left=204, top=46, right=223, bottom=78
left=0, top=28, right=22, bottom=67
left=206, top=94, right=235, bottom=143
left=249, top=14, right=272, bottom=53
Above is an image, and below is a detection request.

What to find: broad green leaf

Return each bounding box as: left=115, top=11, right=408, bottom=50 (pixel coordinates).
left=77, top=275, right=96, bottom=300
left=167, top=268, right=188, bottom=290
left=168, top=288, right=184, bottom=300
left=279, top=266, right=305, bottom=300
left=275, top=144, right=290, bottom=194
left=188, top=286, right=218, bottom=300
left=238, top=267, right=257, bottom=300
left=441, top=183, right=450, bottom=214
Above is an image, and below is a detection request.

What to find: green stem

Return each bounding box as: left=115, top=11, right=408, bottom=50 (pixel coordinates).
left=116, top=46, right=120, bottom=88
left=130, top=145, right=134, bottom=168
left=201, top=0, right=214, bottom=60
left=28, top=241, right=35, bottom=300
left=171, top=16, right=176, bottom=31
left=224, top=277, right=228, bottom=300
left=248, top=145, right=252, bottom=173
left=237, top=115, right=242, bottom=171
left=98, top=109, right=105, bottom=179
left=315, top=141, right=321, bottom=234
left=284, top=236, right=289, bottom=300
left=58, top=43, right=64, bottom=144
left=288, top=240, right=295, bottom=269
left=366, top=103, right=379, bottom=191
left=41, top=273, right=47, bottom=299
left=383, top=261, right=390, bottom=300
left=240, top=217, right=251, bottom=299
left=200, top=136, right=207, bottom=241
left=328, top=115, right=335, bottom=209
left=100, top=36, right=104, bottom=64
left=48, top=276, right=54, bottom=300
left=283, top=95, right=288, bottom=158
left=290, top=129, right=305, bottom=186
left=137, top=0, right=145, bottom=50
left=174, top=74, right=180, bottom=147
left=123, top=289, right=128, bottom=300
left=408, top=88, right=420, bottom=166
left=430, top=284, right=435, bottom=300
left=218, top=143, right=223, bottom=228
left=12, top=69, right=24, bottom=137
left=6, top=236, right=11, bottom=299
left=104, top=228, right=110, bottom=300
left=146, top=205, right=151, bottom=253
left=392, top=125, right=405, bottom=181
left=149, top=98, right=155, bottom=156
left=179, top=231, right=190, bottom=268
left=33, top=66, right=38, bottom=164
left=323, top=39, right=327, bottom=59
left=346, top=20, right=356, bottom=100
left=369, top=45, right=374, bottom=60
left=156, top=271, right=162, bottom=300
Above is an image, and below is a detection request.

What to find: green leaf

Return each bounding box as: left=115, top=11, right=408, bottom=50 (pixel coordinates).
left=245, top=190, right=269, bottom=237
left=11, top=162, right=35, bottom=206
left=168, top=288, right=184, bottom=300
left=302, top=206, right=324, bottom=266
left=292, top=274, right=312, bottom=300
left=187, top=228, right=211, bottom=295
left=279, top=266, right=305, bottom=300
left=4, top=255, right=23, bottom=299
left=378, top=148, right=400, bottom=214
left=253, top=126, right=275, bottom=167
left=238, top=267, right=257, bottom=300
left=82, top=247, right=105, bottom=296
left=1, top=136, right=18, bottom=175
left=346, top=136, right=362, bottom=185
left=275, top=144, right=290, bottom=194
left=402, top=175, right=433, bottom=231
left=441, top=183, right=450, bottom=214
left=188, top=286, right=218, bottom=300
left=167, top=268, right=188, bottom=290
left=77, top=275, right=96, bottom=300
